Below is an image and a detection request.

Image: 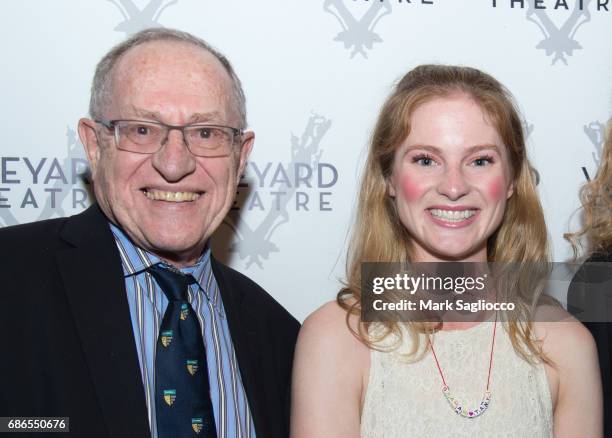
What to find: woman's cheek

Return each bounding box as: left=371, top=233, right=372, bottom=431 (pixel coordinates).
left=483, top=176, right=506, bottom=201
left=399, top=172, right=427, bottom=202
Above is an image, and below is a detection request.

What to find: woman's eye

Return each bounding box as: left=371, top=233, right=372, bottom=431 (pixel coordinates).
left=473, top=156, right=494, bottom=166
left=413, top=155, right=436, bottom=166
left=136, top=126, right=149, bottom=135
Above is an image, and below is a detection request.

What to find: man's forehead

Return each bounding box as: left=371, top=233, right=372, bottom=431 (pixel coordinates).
left=113, top=40, right=229, bottom=83
left=99, top=38, right=242, bottom=126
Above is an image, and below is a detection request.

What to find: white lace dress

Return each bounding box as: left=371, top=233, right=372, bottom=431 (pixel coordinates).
left=360, top=322, right=553, bottom=438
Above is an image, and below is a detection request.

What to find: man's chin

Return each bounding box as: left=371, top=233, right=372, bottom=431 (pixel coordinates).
left=127, top=226, right=208, bottom=264
left=146, top=241, right=207, bottom=267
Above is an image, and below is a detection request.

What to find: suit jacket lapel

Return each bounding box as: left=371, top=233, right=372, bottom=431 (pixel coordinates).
left=55, top=205, right=150, bottom=437
left=211, top=258, right=271, bottom=438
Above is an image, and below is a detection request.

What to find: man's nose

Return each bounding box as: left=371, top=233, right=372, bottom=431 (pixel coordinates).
left=151, top=129, right=196, bottom=182
left=436, top=165, right=470, bottom=201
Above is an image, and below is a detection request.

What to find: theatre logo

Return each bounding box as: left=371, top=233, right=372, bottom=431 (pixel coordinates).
left=581, top=120, right=605, bottom=180
left=108, top=0, right=178, bottom=35
left=0, top=127, right=91, bottom=227
left=323, top=0, right=438, bottom=58
left=323, top=0, right=392, bottom=58
left=493, top=0, right=607, bottom=65
left=221, top=113, right=336, bottom=269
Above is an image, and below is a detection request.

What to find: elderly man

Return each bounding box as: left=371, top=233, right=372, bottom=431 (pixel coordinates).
left=0, top=28, right=299, bottom=438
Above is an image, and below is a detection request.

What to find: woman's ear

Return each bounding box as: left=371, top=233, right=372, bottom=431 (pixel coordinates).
left=388, top=177, right=397, bottom=198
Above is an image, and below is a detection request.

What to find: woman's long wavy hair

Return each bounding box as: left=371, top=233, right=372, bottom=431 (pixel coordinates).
left=566, top=120, right=612, bottom=258
left=338, top=65, right=550, bottom=363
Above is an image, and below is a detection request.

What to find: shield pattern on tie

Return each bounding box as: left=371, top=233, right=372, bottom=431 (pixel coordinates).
left=192, top=417, right=204, bottom=433
left=180, top=303, right=189, bottom=320
left=163, top=389, right=176, bottom=406
left=160, top=330, right=173, bottom=347
left=186, top=359, right=199, bottom=376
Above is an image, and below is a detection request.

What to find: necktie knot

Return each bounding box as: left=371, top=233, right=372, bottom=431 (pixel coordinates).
left=147, top=263, right=197, bottom=302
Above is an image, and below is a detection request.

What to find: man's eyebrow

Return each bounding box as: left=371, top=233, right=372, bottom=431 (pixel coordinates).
left=188, top=112, right=224, bottom=123
left=129, top=107, right=162, bottom=120
left=127, top=107, right=224, bottom=124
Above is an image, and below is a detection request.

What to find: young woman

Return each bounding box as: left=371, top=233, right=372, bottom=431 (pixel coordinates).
left=291, top=65, right=602, bottom=437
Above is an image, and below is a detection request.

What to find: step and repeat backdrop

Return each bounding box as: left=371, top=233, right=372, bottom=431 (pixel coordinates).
left=1, top=0, right=610, bottom=320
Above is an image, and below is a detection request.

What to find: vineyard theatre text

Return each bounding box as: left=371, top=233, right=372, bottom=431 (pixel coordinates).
left=235, top=162, right=339, bottom=212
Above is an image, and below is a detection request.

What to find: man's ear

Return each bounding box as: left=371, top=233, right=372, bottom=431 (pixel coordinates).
left=235, top=131, right=254, bottom=185
left=78, top=118, right=101, bottom=179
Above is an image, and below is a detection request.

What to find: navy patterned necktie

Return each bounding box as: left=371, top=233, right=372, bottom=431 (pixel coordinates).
left=148, top=263, right=217, bottom=438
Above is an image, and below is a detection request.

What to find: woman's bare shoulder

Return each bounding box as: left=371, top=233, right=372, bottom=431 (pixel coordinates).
left=531, top=304, right=602, bottom=435
left=300, top=298, right=369, bottom=358
left=291, top=299, right=370, bottom=437
left=532, top=305, right=597, bottom=363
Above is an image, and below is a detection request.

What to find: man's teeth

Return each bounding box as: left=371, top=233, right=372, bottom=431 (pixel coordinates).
left=144, top=190, right=200, bottom=202
left=429, top=209, right=476, bottom=222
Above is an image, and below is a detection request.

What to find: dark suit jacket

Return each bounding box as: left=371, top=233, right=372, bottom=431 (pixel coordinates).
left=0, top=205, right=300, bottom=438
left=568, top=251, right=612, bottom=437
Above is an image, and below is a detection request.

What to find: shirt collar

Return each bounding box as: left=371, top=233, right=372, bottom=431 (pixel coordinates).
left=109, top=222, right=220, bottom=310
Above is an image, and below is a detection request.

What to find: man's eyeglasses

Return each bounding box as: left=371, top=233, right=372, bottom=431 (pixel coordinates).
left=95, top=119, right=243, bottom=157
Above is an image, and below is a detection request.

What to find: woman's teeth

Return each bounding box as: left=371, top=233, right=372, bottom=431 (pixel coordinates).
left=429, top=209, right=476, bottom=222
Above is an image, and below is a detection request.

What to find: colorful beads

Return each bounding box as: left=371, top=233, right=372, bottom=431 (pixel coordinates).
left=442, top=387, right=492, bottom=419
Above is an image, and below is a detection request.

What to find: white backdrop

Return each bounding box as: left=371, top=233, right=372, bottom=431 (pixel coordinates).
left=1, top=0, right=610, bottom=321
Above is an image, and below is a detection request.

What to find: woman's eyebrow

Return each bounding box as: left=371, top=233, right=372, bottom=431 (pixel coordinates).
left=403, top=144, right=501, bottom=154
left=464, top=144, right=502, bottom=154
left=404, top=144, right=442, bottom=153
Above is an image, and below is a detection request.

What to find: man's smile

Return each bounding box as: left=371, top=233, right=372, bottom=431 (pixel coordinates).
left=142, top=188, right=202, bottom=202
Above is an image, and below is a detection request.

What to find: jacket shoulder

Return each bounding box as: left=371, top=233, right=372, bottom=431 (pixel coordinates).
left=586, top=250, right=612, bottom=263
left=0, top=217, right=70, bottom=256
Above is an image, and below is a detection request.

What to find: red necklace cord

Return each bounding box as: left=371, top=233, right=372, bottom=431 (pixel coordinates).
left=428, top=312, right=499, bottom=391
left=485, top=313, right=498, bottom=391
left=429, top=337, right=447, bottom=387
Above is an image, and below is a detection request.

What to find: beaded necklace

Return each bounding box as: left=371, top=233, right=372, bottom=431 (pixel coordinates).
left=428, top=312, right=498, bottom=419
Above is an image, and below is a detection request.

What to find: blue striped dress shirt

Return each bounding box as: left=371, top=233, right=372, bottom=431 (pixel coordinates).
left=110, top=223, right=256, bottom=438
